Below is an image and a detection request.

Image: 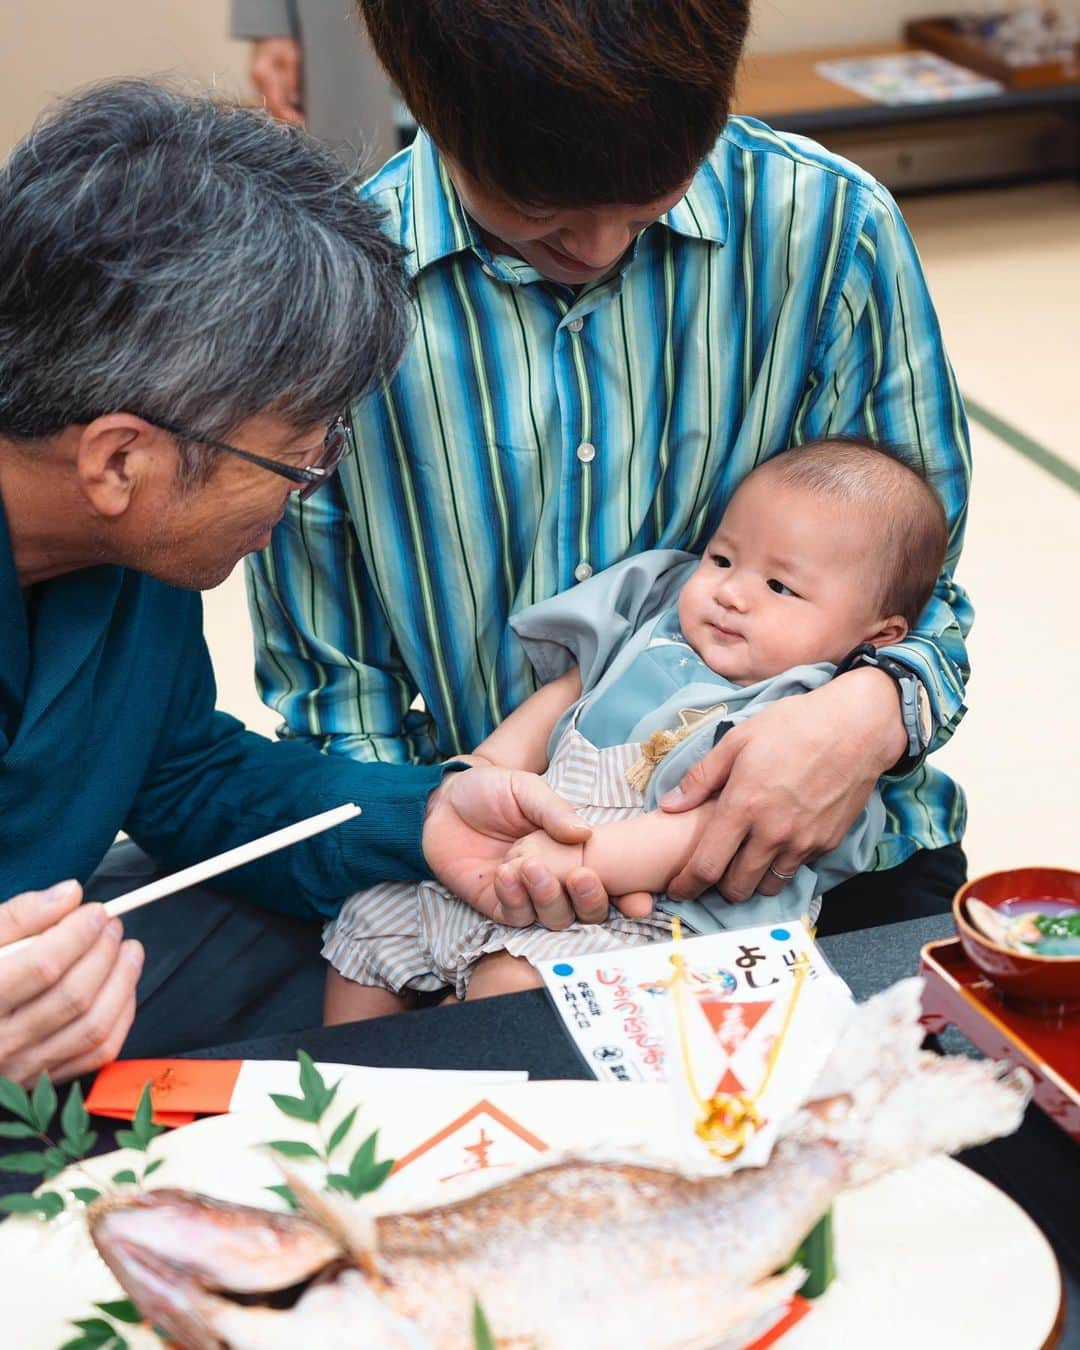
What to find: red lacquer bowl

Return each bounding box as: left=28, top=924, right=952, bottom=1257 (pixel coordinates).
left=954, top=867, right=1080, bottom=1013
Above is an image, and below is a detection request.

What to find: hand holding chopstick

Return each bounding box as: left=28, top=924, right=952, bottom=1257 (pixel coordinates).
left=0, top=803, right=361, bottom=962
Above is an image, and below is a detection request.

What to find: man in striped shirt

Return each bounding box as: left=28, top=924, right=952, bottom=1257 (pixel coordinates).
left=248, top=1, right=972, bottom=935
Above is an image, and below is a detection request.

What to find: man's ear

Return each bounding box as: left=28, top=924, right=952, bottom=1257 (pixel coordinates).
left=867, top=615, right=909, bottom=649
left=73, top=415, right=174, bottom=518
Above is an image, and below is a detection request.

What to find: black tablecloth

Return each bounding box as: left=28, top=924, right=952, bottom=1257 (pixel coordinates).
left=4, top=913, right=1077, bottom=1346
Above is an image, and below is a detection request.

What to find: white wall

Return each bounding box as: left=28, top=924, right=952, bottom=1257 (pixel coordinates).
left=0, top=1, right=933, bottom=156
left=749, top=0, right=927, bottom=53
left=0, top=1, right=249, bottom=155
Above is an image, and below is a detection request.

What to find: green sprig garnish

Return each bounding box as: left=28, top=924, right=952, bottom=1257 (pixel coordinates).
left=0, top=1078, right=165, bottom=1219
left=263, top=1051, right=395, bottom=1206
left=59, top=1297, right=164, bottom=1350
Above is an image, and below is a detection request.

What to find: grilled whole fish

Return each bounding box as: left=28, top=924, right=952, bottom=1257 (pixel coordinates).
left=88, top=981, right=1029, bottom=1349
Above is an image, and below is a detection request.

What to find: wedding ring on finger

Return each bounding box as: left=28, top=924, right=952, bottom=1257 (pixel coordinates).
left=767, top=864, right=798, bottom=881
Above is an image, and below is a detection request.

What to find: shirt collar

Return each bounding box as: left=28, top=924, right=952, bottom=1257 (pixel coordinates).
left=401, top=131, right=480, bottom=278
left=403, top=131, right=728, bottom=281
left=658, top=156, right=728, bottom=246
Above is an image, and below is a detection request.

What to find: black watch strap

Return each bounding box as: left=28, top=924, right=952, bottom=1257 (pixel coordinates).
left=835, top=643, right=934, bottom=771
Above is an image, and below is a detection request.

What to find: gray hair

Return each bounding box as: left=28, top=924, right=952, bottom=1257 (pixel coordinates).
left=0, top=79, right=410, bottom=477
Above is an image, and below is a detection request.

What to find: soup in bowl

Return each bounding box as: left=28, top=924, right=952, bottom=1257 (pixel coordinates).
left=954, top=867, right=1080, bottom=1011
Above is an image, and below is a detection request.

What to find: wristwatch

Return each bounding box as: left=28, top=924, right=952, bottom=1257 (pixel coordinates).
left=836, top=643, right=934, bottom=767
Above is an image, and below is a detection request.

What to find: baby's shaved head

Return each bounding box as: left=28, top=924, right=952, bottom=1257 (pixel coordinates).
left=754, top=437, right=948, bottom=625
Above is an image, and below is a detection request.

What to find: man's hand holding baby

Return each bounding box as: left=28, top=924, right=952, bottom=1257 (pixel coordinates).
left=661, top=667, right=908, bottom=903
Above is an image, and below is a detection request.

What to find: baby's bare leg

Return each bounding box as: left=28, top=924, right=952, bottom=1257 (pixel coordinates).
left=323, top=967, right=413, bottom=1025
left=462, top=951, right=543, bottom=1001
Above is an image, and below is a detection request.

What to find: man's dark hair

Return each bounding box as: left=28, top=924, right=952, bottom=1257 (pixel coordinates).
left=359, top=0, right=752, bottom=207
left=762, top=436, right=950, bottom=627
left=0, top=79, right=409, bottom=479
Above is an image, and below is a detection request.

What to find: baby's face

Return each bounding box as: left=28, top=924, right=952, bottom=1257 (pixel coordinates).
left=677, top=474, right=893, bottom=685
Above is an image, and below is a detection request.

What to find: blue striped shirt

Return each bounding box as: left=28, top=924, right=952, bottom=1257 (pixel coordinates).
left=247, top=119, right=972, bottom=869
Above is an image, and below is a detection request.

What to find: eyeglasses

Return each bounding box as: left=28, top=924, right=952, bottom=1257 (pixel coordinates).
left=144, top=415, right=354, bottom=501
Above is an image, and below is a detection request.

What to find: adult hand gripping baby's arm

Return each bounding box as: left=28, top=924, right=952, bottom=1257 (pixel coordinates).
left=421, top=765, right=653, bottom=930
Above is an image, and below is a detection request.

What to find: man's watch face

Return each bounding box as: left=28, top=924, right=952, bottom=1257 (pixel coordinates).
left=914, top=680, right=933, bottom=748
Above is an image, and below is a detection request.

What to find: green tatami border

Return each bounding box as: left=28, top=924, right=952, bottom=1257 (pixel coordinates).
left=964, top=395, right=1080, bottom=497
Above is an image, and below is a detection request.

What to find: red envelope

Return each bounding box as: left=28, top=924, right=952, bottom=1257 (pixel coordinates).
left=86, top=1058, right=244, bottom=1126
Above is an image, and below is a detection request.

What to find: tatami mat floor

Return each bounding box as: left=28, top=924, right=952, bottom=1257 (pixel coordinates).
left=204, top=180, right=1080, bottom=880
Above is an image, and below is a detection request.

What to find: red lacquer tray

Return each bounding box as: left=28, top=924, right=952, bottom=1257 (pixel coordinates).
left=920, top=938, right=1080, bottom=1143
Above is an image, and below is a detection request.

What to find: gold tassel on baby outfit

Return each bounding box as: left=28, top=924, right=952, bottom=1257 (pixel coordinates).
left=626, top=729, right=687, bottom=792
left=625, top=704, right=728, bottom=792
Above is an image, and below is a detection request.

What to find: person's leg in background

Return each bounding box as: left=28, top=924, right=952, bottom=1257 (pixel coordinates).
left=814, top=844, right=967, bottom=938
left=84, top=841, right=326, bottom=1056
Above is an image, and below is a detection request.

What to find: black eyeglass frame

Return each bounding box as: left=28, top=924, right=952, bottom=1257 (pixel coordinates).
left=142, top=414, right=354, bottom=500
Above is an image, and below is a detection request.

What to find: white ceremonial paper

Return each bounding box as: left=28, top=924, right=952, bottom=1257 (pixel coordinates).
left=535, top=921, right=849, bottom=1083
left=536, top=923, right=852, bottom=1171
left=229, top=1061, right=528, bottom=1112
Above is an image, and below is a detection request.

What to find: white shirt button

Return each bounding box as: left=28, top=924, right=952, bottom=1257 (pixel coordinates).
left=567, top=317, right=584, bottom=333
left=574, top=562, right=594, bottom=582
left=576, top=442, right=596, bottom=463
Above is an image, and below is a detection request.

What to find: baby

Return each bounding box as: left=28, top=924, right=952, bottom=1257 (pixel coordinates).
left=323, top=437, right=948, bottom=1022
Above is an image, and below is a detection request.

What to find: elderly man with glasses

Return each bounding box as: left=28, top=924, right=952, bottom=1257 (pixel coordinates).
left=0, top=81, right=616, bottom=1088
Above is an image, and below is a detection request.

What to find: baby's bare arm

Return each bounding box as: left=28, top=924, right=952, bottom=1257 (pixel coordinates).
left=471, top=667, right=583, bottom=772
left=504, top=805, right=712, bottom=899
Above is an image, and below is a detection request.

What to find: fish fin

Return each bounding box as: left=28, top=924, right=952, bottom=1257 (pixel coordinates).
left=671, top=1268, right=807, bottom=1350
left=281, top=1166, right=381, bottom=1278
left=790, top=979, right=1030, bottom=1182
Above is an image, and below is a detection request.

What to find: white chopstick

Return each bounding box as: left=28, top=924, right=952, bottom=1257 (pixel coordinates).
left=0, top=803, right=361, bottom=961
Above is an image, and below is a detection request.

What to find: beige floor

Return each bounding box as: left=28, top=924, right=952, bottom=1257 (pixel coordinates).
left=204, top=181, right=1080, bottom=878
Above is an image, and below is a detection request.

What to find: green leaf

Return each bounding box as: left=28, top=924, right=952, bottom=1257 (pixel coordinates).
left=95, top=1299, right=143, bottom=1325
left=142, top=1158, right=165, bottom=1178
left=472, top=1297, right=497, bottom=1350
left=263, top=1139, right=321, bottom=1160
left=0, top=1151, right=49, bottom=1174
left=297, top=1051, right=337, bottom=1118
left=43, top=1145, right=70, bottom=1177
left=348, top=1130, right=379, bottom=1180
left=130, top=1083, right=164, bottom=1148
left=113, top=1130, right=140, bottom=1152
left=0, top=1192, right=51, bottom=1214
left=35, top=1190, right=65, bottom=1219
left=350, top=1158, right=394, bottom=1196
left=111, top=1169, right=139, bottom=1186
left=61, top=1081, right=90, bottom=1141
left=268, top=1092, right=318, bottom=1123
left=58, top=1338, right=102, bottom=1350
left=0, top=1120, right=37, bottom=1139
left=0, top=1077, right=34, bottom=1124
left=72, top=1188, right=102, bottom=1205
left=324, top=1172, right=353, bottom=1194
left=30, top=1071, right=57, bottom=1133
left=326, top=1106, right=358, bottom=1158
left=71, top=1318, right=117, bottom=1338
left=61, top=1130, right=98, bottom=1159
left=265, top=1183, right=298, bottom=1210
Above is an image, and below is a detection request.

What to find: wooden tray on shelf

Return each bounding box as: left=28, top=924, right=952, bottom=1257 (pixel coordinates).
left=907, top=16, right=1080, bottom=89
left=920, top=937, right=1080, bottom=1142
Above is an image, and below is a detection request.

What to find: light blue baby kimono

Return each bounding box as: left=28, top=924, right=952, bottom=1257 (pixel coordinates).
left=323, top=550, right=884, bottom=994
left=510, top=549, right=886, bottom=934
